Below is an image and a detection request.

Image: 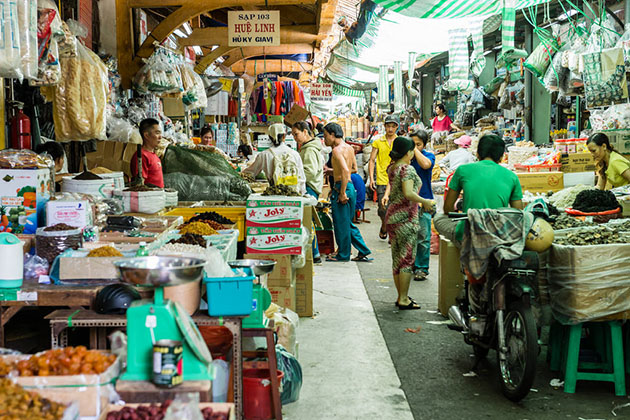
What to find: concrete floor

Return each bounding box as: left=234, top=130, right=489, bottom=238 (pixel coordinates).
left=283, top=201, right=630, bottom=420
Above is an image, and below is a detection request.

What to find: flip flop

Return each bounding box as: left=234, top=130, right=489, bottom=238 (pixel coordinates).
left=352, top=254, right=373, bottom=262
left=398, top=301, right=422, bottom=310
left=379, top=229, right=387, bottom=240
left=395, top=297, right=417, bottom=306
left=326, top=255, right=349, bottom=262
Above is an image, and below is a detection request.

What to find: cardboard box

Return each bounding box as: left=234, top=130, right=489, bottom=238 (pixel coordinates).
left=246, top=226, right=304, bottom=255
left=87, top=141, right=139, bottom=179
left=269, top=278, right=297, bottom=312
left=517, top=171, right=564, bottom=194
left=246, top=195, right=304, bottom=228
left=59, top=257, right=120, bottom=280
left=244, top=253, right=294, bottom=287
left=0, top=168, right=51, bottom=234
left=438, top=237, right=464, bottom=316
left=560, top=153, right=596, bottom=173
left=284, top=104, right=309, bottom=126
left=4, top=354, right=120, bottom=418
left=295, top=249, right=314, bottom=317
left=46, top=200, right=91, bottom=228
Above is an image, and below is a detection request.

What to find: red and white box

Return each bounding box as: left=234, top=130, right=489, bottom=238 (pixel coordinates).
left=246, top=226, right=304, bottom=255
left=246, top=195, right=303, bottom=228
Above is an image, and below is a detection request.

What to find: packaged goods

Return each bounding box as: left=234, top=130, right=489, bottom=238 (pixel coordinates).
left=246, top=196, right=304, bottom=228
left=0, top=0, right=22, bottom=80
left=46, top=199, right=91, bottom=228
left=246, top=226, right=305, bottom=255
left=118, top=189, right=165, bottom=214
left=0, top=167, right=51, bottom=234
left=36, top=225, right=82, bottom=264
left=18, top=0, right=38, bottom=80
left=548, top=184, right=594, bottom=208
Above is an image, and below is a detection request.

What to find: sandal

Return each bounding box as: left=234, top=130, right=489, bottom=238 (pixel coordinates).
left=352, top=254, right=373, bottom=262
left=395, top=297, right=417, bottom=306
left=398, top=301, right=422, bottom=310
left=379, top=229, right=387, bottom=240
left=326, top=255, right=349, bottom=262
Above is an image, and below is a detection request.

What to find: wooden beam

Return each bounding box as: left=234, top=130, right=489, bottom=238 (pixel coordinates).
left=231, top=60, right=311, bottom=74
left=135, top=0, right=317, bottom=59
left=116, top=0, right=136, bottom=89
left=180, top=25, right=318, bottom=46
left=194, top=45, right=232, bottom=73
left=223, top=44, right=314, bottom=67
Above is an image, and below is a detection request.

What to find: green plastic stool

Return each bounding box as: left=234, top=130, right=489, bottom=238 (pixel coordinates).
left=563, top=321, right=626, bottom=396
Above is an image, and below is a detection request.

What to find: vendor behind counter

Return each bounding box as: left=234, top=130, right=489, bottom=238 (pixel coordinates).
left=130, top=118, right=164, bottom=188
left=587, top=133, right=630, bottom=190
left=35, top=141, right=69, bottom=191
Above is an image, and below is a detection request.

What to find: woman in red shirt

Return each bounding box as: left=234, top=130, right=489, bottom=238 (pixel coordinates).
left=431, top=103, right=461, bottom=133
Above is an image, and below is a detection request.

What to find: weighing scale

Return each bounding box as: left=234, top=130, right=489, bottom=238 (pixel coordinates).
left=228, top=260, right=275, bottom=329
left=114, top=256, right=214, bottom=382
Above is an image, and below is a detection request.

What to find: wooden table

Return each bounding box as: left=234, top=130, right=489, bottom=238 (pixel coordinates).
left=45, top=309, right=245, bottom=419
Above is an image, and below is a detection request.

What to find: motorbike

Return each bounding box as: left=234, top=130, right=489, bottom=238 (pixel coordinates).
left=446, top=211, right=540, bottom=402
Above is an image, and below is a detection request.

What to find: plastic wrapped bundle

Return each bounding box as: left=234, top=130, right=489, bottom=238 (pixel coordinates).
left=0, top=0, right=23, bottom=80
left=18, top=0, right=38, bottom=80
left=524, top=33, right=560, bottom=78
left=30, top=0, right=64, bottom=86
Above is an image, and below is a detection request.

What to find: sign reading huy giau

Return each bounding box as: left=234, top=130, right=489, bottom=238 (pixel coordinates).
left=228, top=11, right=280, bottom=46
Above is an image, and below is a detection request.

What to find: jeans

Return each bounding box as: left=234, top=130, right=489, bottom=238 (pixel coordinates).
left=414, top=211, right=432, bottom=274
left=305, top=186, right=321, bottom=259
left=331, top=182, right=371, bottom=260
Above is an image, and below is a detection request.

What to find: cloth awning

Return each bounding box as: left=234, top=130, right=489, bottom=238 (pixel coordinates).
left=373, top=0, right=550, bottom=19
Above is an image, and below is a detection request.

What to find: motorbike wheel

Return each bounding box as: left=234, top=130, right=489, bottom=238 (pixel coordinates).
left=473, top=344, right=489, bottom=359
left=498, top=301, right=538, bottom=402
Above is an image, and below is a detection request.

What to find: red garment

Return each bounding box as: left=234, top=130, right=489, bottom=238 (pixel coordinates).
left=432, top=115, right=453, bottom=132
left=274, top=82, right=283, bottom=115
left=130, top=148, right=164, bottom=188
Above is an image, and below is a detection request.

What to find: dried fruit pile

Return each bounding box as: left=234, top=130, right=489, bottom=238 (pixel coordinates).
left=169, top=233, right=207, bottom=247
left=87, top=246, right=123, bottom=257
left=0, top=378, right=66, bottom=420
left=551, top=214, right=594, bottom=230
left=262, top=184, right=300, bottom=197
left=572, top=189, right=620, bottom=213
left=13, top=346, right=116, bottom=376
left=105, top=401, right=230, bottom=420
left=190, top=211, right=234, bottom=225
left=179, top=222, right=217, bottom=236
left=43, top=223, right=77, bottom=232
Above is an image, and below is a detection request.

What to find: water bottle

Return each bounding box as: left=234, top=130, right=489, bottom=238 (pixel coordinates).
left=136, top=242, right=149, bottom=257
left=211, top=358, right=230, bottom=402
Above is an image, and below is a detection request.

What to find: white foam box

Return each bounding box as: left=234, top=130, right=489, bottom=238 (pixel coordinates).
left=563, top=171, right=596, bottom=188
left=246, top=195, right=304, bottom=228
left=46, top=200, right=91, bottom=228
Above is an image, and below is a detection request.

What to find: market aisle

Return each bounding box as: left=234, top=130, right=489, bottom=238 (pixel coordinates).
left=283, top=262, right=414, bottom=419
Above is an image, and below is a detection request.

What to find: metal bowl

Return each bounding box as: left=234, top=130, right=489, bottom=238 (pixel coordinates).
left=114, top=256, right=207, bottom=287
left=228, top=259, right=277, bottom=276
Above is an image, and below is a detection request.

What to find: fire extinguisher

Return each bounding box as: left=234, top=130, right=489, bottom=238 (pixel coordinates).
left=10, top=101, right=31, bottom=150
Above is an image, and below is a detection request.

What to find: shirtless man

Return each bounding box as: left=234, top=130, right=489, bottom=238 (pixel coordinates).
left=323, top=123, right=372, bottom=262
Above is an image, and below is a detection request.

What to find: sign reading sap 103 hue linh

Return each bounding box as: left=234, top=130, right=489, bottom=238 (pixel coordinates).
left=228, top=11, right=280, bottom=46
left=310, top=83, right=333, bottom=102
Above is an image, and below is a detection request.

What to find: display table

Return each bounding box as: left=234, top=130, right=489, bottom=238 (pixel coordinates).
left=45, top=309, right=244, bottom=419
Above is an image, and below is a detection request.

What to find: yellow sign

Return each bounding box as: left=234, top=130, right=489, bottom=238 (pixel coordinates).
left=228, top=11, right=280, bottom=47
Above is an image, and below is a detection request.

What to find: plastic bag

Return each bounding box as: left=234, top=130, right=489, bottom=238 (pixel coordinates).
left=542, top=53, right=568, bottom=92
left=30, top=0, right=63, bottom=86
left=524, top=33, right=560, bottom=78
left=164, top=393, right=203, bottom=420
left=275, top=344, right=303, bottom=405
left=35, top=226, right=83, bottom=264
left=181, top=65, right=208, bottom=111
left=133, top=47, right=184, bottom=96
left=24, top=254, right=50, bottom=280
left=266, top=304, right=299, bottom=355
left=164, top=173, right=251, bottom=202
left=0, top=0, right=23, bottom=80
left=582, top=47, right=628, bottom=108
left=18, top=0, right=38, bottom=80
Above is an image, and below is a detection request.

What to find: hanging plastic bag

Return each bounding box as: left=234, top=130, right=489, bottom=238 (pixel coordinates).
left=582, top=47, right=628, bottom=108
left=0, top=0, right=23, bottom=80
left=18, top=0, right=38, bottom=79
left=30, top=0, right=64, bottom=86
left=275, top=344, right=303, bottom=405
left=523, top=29, right=560, bottom=78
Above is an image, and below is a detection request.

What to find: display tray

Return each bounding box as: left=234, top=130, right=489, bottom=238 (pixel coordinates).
left=99, top=402, right=235, bottom=420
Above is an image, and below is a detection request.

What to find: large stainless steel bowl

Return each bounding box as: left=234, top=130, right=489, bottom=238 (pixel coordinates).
left=228, top=259, right=277, bottom=276
left=114, top=256, right=207, bottom=287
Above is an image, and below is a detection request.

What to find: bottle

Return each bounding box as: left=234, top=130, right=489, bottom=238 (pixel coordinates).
left=211, top=357, right=230, bottom=402
left=136, top=242, right=149, bottom=257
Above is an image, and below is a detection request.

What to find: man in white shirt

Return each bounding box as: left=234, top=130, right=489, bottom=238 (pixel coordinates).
left=439, top=135, right=476, bottom=175
left=243, top=123, right=307, bottom=195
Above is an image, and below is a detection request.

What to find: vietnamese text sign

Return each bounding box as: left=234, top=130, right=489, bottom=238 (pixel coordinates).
left=310, top=83, right=333, bottom=102
left=228, top=11, right=280, bottom=46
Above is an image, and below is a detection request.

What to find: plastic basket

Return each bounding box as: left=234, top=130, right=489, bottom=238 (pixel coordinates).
left=514, top=163, right=562, bottom=173
left=204, top=267, right=255, bottom=316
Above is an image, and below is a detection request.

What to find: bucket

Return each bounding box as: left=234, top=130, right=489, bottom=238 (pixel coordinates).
left=61, top=177, right=115, bottom=198
left=243, top=368, right=284, bottom=420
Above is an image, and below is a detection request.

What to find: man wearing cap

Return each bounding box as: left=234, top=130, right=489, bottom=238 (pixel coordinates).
left=243, top=123, right=306, bottom=195
left=369, top=115, right=399, bottom=240
left=439, top=135, right=475, bottom=175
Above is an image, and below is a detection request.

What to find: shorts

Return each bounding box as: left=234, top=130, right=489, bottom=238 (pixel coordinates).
left=376, top=185, right=388, bottom=218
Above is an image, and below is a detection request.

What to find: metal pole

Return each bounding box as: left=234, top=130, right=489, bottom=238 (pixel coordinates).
left=524, top=26, right=533, bottom=142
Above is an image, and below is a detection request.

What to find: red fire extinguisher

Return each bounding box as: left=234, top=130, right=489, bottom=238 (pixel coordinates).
left=10, top=102, right=31, bottom=150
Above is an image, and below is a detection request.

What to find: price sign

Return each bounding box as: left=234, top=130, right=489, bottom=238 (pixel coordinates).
left=310, top=83, right=333, bottom=102
left=228, top=11, right=280, bottom=46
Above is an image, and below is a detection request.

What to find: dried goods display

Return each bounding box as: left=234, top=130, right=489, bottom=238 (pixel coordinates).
left=125, top=185, right=158, bottom=192
left=73, top=171, right=102, bottom=180
left=554, top=226, right=627, bottom=246
left=156, top=243, right=208, bottom=256
left=189, top=212, right=234, bottom=225
left=551, top=214, right=594, bottom=230
left=548, top=184, right=594, bottom=209
left=14, top=346, right=116, bottom=376
left=87, top=246, right=123, bottom=257
left=263, top=184, right=301, bottom=197
left=0, top=378, right=66, bottom=420
left=240, top=172, right=256, bottom=183
left=0, top=149, right=51, bottom=169
left=571, top=189, right=620, bottom=213
left=169, top=233, right=207, bottom=248
left=611, top=219, right=630, bottom=231
left=197, top=220, right=225, bottom=230
left=44, top=223, right=77, bottom=232
left=179, top=222, right=217, bottom=236
left=104, top=401, right=230, bottom=420
left=37, top=225, right=83, bottom=264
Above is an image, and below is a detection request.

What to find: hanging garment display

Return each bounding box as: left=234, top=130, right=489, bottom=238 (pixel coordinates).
left=444, top=27, right=474, bottom=93
left=252, top=80, right=305, bottom=115
left=469, top=17, right=485, bottom=77
left=393, top=61, right=404, bottom=112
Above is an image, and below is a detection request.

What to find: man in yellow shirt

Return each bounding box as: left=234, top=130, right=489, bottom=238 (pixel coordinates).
left=369, top=115, right=398, bottom=240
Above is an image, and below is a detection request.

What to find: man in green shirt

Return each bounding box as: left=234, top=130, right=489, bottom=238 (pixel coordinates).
left=434, top=134, right=524, bottom=246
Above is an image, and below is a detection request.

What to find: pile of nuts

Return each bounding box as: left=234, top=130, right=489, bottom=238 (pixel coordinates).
left=551, top=214, right=595, bottom=230
left=554, top=226, right=626, bottom=246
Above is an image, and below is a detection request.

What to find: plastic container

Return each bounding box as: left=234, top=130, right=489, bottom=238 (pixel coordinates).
left=204, top=267, right=255, bottom=316
left=514, top=163, right=563, bottom=173
left=242, top=284, right=272, bottom=329
left=61, top=177, right=115, bottom=198
left=243, top=369, right=285, bottom=420
left=0, top=233, right=23, bottom=288
left=211, top=358, right=230, bottom=402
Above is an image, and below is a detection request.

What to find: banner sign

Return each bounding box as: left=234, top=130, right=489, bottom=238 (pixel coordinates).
left=310, top=83, right=333, bottom=102
left=228, top=11, right=280, bottom=46
left=257, top=73, right=279, bottom=82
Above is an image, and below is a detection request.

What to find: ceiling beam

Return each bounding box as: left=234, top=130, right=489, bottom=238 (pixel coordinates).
left=223, top=44, right=314, bottom=67
left=231, top=59, right=312, bottom=74
left=180, top=25, right=318, bottom=46
left=194, top=46, right=232, bottom=73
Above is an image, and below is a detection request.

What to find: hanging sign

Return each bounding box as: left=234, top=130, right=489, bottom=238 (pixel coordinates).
left=310, top=83, right=333, bottom=102
left=228, top=11, right=280, bottom=46
left=257, top=73, right=278, bottom=82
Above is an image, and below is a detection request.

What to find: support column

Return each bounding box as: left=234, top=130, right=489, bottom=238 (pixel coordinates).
left=524, top=26, right=533, bottom=142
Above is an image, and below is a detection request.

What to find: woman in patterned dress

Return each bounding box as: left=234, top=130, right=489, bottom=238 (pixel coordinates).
left=382, top=137, right=435, bottom=310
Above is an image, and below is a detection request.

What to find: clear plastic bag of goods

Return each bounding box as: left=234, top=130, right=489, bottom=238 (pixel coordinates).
left=30, top=0, right=63, bottom=86
left=50, top=41, right=109, bottom=141
left=181, top=65, right=207, bottom=111
left=164, top=393, right=203, bottom=420
left=265, top=304, right=299, bottom=356
left=17, top=0, right=38, bottom=80
left=548, top=242, right=630, bottom=323
left=0, top=0, right=23, bottom=80
left=0, top=148, right=51, bottom=169
left=36, top=225, right=83, bottom=265
left=24, top=253, right=50, bottom=280
left=133, top=48, right=184, bottom=96
left=507, top=146, right=537, bottom=167
left=524, top=32, right=560, bottom=78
